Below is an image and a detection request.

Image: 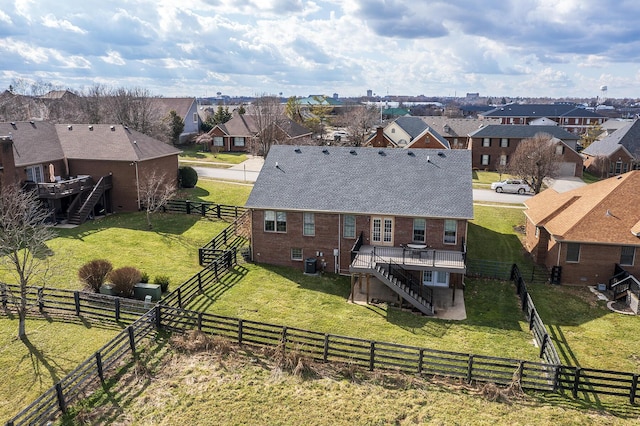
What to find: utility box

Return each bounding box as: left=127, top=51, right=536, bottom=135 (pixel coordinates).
left=305, top=258, right=317, bottom=274
left=134, top=283, right=161, bottom=301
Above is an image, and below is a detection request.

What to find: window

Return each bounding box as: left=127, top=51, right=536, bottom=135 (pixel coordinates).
left=623, top=163, right=629, bottom=173
left=193, top=112, right=198, bottom=123
left=413, top=218, right=426, bottom=242
left=482, top=138, right=491, bottom=147
left=234, top=137, right=245, bottom=147
left=343, top=215, right=356, bottom=238
left=621, top=246, right=635, bottom=266
left=213, top=136, right=224, bottom=146
left=25, top=165, right=44, bottom=183
left=264, top=210, right=286, bottom=232
left=555, top=144, right=564, bottom=155
left=303, top=213, right=315, bottom=236
left=291, top=248, right=303, bottom=261
left=566, top=243, right=580, bottom=262
left=391, top=128, right=395, bottom=133
left=423, top=270, right=449, bottom=287
left=481, top=155, right=490, bottom=166
left=499, top=154, right=507, bottom=166
left=500, top=138, right=509, bottom=147
left=444, top=220, right=457, bottom=244
left=615, top=161, right=622, bottom=175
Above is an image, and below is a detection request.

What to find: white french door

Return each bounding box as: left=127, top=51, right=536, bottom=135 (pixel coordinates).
left=371, top=216, right=394, bottom=246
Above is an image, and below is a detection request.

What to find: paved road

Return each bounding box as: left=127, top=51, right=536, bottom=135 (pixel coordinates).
left=192, top=165, right=259, bottom=182
left=473, top=189, right=531, bottom=204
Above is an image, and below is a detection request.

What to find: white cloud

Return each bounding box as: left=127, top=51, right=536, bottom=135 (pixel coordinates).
left=41, top=14, right=87, bottom=34
left=101, top=50, right=126, bottom=66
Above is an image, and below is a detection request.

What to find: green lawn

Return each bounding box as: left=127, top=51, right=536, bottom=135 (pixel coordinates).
left=178, top=144, right=247, bottom=164
left=187, top=263, right=539, bottom=360
left=176, top=179, right=252, bottom=206
left=0, top=212, right=226, bottom=291
left=0, top=318, right=122, bottom=422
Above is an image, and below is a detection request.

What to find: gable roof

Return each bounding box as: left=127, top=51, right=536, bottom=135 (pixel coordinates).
left=56, top=124, right=181, bottom=162
left=468, top=124, right=580, bottom=141
left=421, top=116, right=500, bottom=138
left=149, top=97, right=197, bottom=120
left=276, top=119, right=313, bottom=139
left=216, top=114, right=258, bottom=137
left=583, top=119, right=640, bottom=158
left=393, top=117, right=450, bottom=148
left=482, top=103, right=603, bottom=119
left=524, top=171, right=640, bottom=245
left=246, top=145, right=473, bottom=219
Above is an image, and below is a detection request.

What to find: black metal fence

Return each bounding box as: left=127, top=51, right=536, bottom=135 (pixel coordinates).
left=163, top=200, right=247, bottom=221
left=467, top=259, right=549, bottom=284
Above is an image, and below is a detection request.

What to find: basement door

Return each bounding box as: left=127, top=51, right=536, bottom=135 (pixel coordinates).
left=371, top=216, right=394, bottom=246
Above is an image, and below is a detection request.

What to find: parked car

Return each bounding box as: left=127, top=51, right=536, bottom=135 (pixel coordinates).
left=490, top=179, right=532, bottom=194
left=332, top=130, right=348, bottom=141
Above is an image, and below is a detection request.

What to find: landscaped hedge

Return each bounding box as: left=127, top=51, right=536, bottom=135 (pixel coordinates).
left=179, top=166, right=198, bottom=188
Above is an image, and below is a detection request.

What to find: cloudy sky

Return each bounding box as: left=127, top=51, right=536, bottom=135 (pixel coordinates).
left=1, top=0, right=640, bottom=99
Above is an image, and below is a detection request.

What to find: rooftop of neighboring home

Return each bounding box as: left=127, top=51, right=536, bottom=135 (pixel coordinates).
left=583, top=119, right=640, bottom=158
left=524, top=171, right=640, bottom=244
left=468, top=124, right=580, bottom=141
left=421, top=116, right=500, bottom=138
left=481, top=103, right=604, bottom=118
left=246, top=145, right=473, bottom=219
left=0, top=121, right=180, bottom=166
left=149, top=97, right=197, bottom=120
left=393, top=116, right=451, bottom=148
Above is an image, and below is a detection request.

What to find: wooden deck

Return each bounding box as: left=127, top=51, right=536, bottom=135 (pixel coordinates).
left=351, top=245, right=466, bottom=273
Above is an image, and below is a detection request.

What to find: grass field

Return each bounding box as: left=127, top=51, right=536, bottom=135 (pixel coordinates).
left=176, top=179, right=253, bottom=206
left=63, top=336, right=640, bottom=425
left=0, top=318, right=122, bottom=421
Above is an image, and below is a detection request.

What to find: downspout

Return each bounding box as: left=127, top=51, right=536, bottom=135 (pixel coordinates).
left=337, top=214, right=341, bottom=274
left=556, top=240, right=562, bottom=266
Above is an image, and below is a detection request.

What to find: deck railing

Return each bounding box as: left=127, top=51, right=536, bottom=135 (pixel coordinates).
left=33, top=175, right=94, bottom=198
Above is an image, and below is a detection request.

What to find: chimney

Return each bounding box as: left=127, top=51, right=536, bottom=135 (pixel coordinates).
left=1, top=136, right=18, bottom=189
left=373, top=126, right=385, bottom=147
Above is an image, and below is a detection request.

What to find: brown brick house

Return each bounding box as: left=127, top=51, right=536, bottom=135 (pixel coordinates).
left=467, top=125, right=583, bottom=176
left=582, top=119, right=640, bottom=178
left=524, top=171, right=640, bottom=286
left=245, top=145, right=473, bottom=315
left=0, top=121, right=180, bottom=223
left=365, top=116, right=450, bottom=149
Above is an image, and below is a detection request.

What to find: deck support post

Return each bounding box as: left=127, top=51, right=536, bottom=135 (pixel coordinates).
left=350, top=274, right=356, bottom=303
left=366, top=274, right=370, bottom=304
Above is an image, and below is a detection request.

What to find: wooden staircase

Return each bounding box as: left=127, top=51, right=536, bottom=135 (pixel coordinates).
left=67, top=175, right=112, bottom=225
left=371, top=257, right=434, bottom=316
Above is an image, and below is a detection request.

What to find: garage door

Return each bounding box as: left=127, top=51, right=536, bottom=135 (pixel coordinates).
left=557, top=162, right=576, bottom=177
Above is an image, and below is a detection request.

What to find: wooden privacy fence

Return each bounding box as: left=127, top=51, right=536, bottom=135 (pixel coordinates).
left=5, top=311, right=157, bottom=426
left=0, top=283, right=151, bottom=324
left=510, top=264, right=562, bottom=366
left=163, top=200, right=247, bottom=221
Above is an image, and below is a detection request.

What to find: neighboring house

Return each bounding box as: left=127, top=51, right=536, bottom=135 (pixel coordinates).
left=208, top=114, right=313, bottom=153
left=582, top=119, right=640, bottom=178
left=467, top=125, right=583, bottom=176
left=245, top=145, right=473, bottom=315
left=421, top=116, right=500, bottom=149
left=150, top=97, right=201, bottom=142
left=0, top=122, right=180, bottom=223
left=480, top=103, right=605, bottom=134
left=365, top=116, right=450, bottom=149
left=524, top=171, right=640, bottom=286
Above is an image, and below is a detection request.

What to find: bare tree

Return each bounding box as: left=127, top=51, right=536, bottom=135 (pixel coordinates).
left=507, top=133, right=561, bottom=194
left=341, top=105, right=378, bottom=146
left=250, top=94, right=286, bottom=156
left=139, top=171, right=177, bottom=229
left=0, top=185, right=56, bottom=338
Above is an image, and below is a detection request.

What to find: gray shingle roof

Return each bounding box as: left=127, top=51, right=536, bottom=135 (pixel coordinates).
left=468, top=125, right=580, bottom=141
left=394, top=116, right=430, bottom=139
left=421, top=116, right=500, bottom=137
left=583, top=119, right=640, bottom=158
left=482, top=103, right=604, bottom=118
left=246, top=145, right=473, bottom=219
left=0, top=121, right=65, bottom=167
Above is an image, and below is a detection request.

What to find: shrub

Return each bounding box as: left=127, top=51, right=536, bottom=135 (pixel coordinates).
left=140, top=271, right=150, bottom=283
left=179, top=166, right=198, bottom=188
left=154, top=275, right=170, bottom=292
left=78, top=259, right=113, bottom=292
left=108, top=266, right=142, bottom=297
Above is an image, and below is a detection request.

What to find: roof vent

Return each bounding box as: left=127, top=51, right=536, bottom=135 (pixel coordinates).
left=88, top=125, right=93, bottom=131
left=378, top=150, right=386, bottom=156
left=322, top=148, right=329, bottom=154
left=110, top=125, right=115, bottom=131
left=407, top=151, right=415, bottom=156
left=350, top=149, right=357, bottom=155
left=427, top=155, right=431, bottom=162
left=67, top=125, right=72, bottom=130
left=29, top=120, right=34, bottom=125
left=294, top=148, right=301, bottom=153
left=10, top=122, right=16, bottom=127
left=437, top=152, right=446, bottom=157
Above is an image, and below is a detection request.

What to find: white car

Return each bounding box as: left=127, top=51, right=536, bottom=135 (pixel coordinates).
left=332, top=130, right=348, bottom=140
left=490, top=179, right=532, bottom=194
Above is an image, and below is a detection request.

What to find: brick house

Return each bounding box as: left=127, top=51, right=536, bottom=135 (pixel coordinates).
left=582, top=119, right=640, bottom=178
left=0, top=121, right=180, bottom=224
left=467, top=125, right=583, bottom=176
left=208, top=113, right=312, bottom=153
left=245, top=145, right=473, bottom=315
left=421, top=116, right=500, bottom=149
left=479, top=103, right=605, bottom=134
left=524, top=171, right=640, bottom=286
left=365, top=116, right=450, bottom=149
